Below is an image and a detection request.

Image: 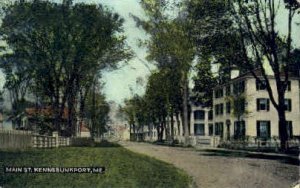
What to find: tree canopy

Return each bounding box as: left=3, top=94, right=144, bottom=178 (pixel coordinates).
left=0, top=0, right=132, bottom=136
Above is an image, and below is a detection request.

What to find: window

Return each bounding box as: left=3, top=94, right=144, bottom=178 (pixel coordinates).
left=215, top=88, right=224, bottom=98
left=194, top=110, right=205, bottom=120
left=257, top=121, right=271, bottom=139
left=215, top=122, right=224, bottom=137
left=208, top=110, right=213, bottom=120
left=286, top=121, right=293, bottom=139
left=215, top=104, right=224, bottom=116
left=194, top=124, right=205, bottom=135
left=234, top=121, right=245, bottom=139
left=233, top=81, right=245, bottom=94
left=209, top=124, right=213, bottom=136
left=257, top=98, right=270, bottom=111
left=284, top=99, right=292, bottom=111
left=226, top=102, right=231, bottom=114
left=219, top=104, right=223, bottom=115
left=226, top=85, right=231, bottom=96
left=215, top=105, right=218, bottom=115
left=256, top=80, right=266, bottom=90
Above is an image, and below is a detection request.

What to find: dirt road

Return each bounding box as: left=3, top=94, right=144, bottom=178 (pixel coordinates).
left=120, top=141, right=299, bottom=188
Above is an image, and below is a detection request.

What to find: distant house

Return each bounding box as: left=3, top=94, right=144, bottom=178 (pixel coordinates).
left=78, top=121, right=91, bottom=138
left=12, top=107, right=69, bottom=135
left=117, top=125, right=130, bottom=141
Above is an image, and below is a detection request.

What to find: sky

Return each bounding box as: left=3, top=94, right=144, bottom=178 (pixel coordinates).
left=0, top=0, right=299, bottom=105
left=97, top=0, right=153, bottom=104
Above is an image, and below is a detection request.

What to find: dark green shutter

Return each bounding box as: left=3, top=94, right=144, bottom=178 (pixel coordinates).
left=257, top=99, right=260, bottom=111
left=289, top=122, right=293, bottom=138
left=267, top=99, right=270, bottom=111
left=267, top=121, right=271, bottom=138
left=256, top=121, right=260, bottom=137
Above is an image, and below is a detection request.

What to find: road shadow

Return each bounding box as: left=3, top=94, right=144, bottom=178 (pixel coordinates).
left=198, top=149, right=299, bottom=166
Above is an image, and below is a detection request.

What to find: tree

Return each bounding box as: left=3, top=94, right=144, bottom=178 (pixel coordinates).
left=121, top=95, right=148, bottom=141
left=0, top=0, right=132, bottom=136
left=134, top=0, right=196, bottom=143
left=227, top=0, right=300, bottom=151
left=85, top=84, right=110, bottom=138
left=192, top=57, right=217, bottom=107
left=144, top=71, right=169, bottom=141
left=187, top=0, right=300, bottom=151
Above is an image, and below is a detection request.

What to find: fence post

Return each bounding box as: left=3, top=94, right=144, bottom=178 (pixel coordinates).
left=53, top=131, right=59, bottom=148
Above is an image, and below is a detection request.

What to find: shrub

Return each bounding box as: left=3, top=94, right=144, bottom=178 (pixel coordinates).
left=71, top=137, right=95, bottom=147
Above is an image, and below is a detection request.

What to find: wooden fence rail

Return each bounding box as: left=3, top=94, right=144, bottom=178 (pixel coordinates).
left=0, top=130, right=71, bottom=149
left=0, top=130, right=32, bottom=149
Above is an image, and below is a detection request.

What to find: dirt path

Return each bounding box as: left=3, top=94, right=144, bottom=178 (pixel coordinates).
left=120, top=141, right=299, bottom=188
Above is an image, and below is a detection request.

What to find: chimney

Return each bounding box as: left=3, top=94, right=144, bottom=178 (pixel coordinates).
left=230, top=68, right=240, bottom=79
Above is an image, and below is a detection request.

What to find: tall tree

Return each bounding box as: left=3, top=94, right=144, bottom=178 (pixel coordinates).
left=187, top=0, right=300, bottom=150
left=0, top=0, right=132, bottom=136
left=134, top=0, right=196, bottom=142
left=227, top=0, right=300, bottom=150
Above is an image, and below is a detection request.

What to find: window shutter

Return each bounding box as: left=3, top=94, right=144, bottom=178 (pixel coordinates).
left=288, top=100, right=291, bottom=111
left=256, top=80, right=259, bottom=90
left=289, top=122, right=293, bottom=138
left=267, top=99, right=270, bottom=111
left=267, top=121, right=271, bottom=138
left=256, top=121, right=260, bottom=137
left=257, top=99, right=260, bottom=111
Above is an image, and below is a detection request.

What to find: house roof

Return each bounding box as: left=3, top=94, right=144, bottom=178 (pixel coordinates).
left=80, top=121, right=89, bottom=132
left=25, top=107, right=69, bottom=119
left=213, top=69, right=300, bottom=90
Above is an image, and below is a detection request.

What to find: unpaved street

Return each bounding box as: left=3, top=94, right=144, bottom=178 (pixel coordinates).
left=121, top=141, right=299, bottom=188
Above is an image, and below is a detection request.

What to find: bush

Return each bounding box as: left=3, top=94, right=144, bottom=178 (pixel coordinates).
left=95, top=140, right=120, bottom=147
left=71, top=137, right=95, bottom=147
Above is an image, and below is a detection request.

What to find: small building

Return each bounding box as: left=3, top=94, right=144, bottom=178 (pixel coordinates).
left=79, top=122, right=91, bottom=138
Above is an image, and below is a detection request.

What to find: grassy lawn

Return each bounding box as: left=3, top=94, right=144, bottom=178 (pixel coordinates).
left=0, top=144, right=191, bottom=188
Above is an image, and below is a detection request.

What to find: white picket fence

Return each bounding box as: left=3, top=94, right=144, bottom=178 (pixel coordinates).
left=174, top=135, right=221, bottom=147
left=0, top=129, right=71, bottom=149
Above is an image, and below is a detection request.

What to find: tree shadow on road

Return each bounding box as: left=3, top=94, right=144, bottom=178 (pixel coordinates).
left=198, top=149, right=299, bottom=166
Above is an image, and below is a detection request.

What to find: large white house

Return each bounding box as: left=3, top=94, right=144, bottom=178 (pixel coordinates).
left=213, top=70, right=300, bottom=141
left=130, top=70, right=299, bottom=147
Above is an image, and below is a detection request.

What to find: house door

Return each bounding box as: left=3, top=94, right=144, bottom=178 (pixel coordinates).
left=226, top=119, right=231, bottom=140
left=227, top=124, right=230, bottom=140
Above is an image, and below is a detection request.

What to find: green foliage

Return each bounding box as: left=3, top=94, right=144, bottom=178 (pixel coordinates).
left=120, top=94, right=149, bottom=140
left=225, top=94, right=248, bottom=120
left=132, top=0, right=195, bottom=139
left=85, top=88, right=110, bottom=137
left=192, top=58, right=217, bottom=107
left=71, top=137, right=95, bottom=147
left=0, top=147, right=191, bottom=187
left=0, top=1, right=132, bottom=134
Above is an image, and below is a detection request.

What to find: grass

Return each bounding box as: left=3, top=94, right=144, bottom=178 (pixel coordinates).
left=0, top=144, right=191, bottom=188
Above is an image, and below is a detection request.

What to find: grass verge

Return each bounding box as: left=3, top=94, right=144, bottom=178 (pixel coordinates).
left=0, top=144, right=191, bottom=188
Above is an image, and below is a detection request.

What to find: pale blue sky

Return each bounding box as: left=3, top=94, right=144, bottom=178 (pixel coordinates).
left=76, top=0, right=153, bottom=104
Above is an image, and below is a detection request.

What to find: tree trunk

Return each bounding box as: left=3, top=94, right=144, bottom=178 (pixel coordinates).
left=133, top=123, right=136, bottom=141
left=277, top=101, right=288, bottom=151
left=129, top=124, right=132, bottom=141
left=176, top=113, right=180, bottom=136
left=171, top=112, right=174, bottom=141
left=156, top=125, right=160, bottom=142
left=182, top=71, right=190, bottom=144
left=160, top=122, right=165, bottom=142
